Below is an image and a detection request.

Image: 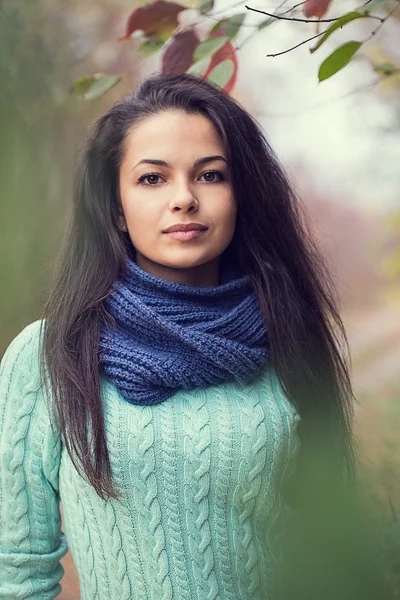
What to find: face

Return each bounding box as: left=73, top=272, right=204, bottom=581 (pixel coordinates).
left=118, top=110, right=237, bottom=286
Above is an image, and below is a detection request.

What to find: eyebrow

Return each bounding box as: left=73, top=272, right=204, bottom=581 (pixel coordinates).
left=132, top=155, right=227, bottom=170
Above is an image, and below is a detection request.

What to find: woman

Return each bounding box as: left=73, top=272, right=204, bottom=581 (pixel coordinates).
left=0, top=72, right=364, bottom=599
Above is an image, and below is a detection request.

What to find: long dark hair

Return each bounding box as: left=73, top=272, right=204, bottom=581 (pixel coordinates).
left=40, top=72, right=357, bottom=502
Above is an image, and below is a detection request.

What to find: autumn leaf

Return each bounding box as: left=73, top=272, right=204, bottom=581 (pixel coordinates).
left=167, top=8, right=240, bottom=92
left=209, top=14, right=245, bottom=39
left=162, top=29, right=200, bottom=74
left=121, top=0, right=186, bottom=43
left=203, top=39, right=238, bottom=93
left=193, top=36, right=230, bottom=62
left=187, top=57, right=211, bottom=76
left=303, top=0, right=332, bottom=18
left=206, top=58, right=235, bottom=89
left=191, top=17, right=239, bottom=94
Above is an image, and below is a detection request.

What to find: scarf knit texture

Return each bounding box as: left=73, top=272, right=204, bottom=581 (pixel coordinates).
left=99, top=257, right=269, bottom=405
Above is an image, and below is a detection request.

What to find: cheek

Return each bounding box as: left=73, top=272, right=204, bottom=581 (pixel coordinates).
left=126, top=210, right=158, bottom=249
left=121, top=189, right=161, bottom=230
left=120, top=201, right=158, bottom=251
left=215, top=196, right=237, bottom=233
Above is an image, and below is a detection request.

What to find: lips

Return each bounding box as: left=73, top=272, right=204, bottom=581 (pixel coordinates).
left=164, top=229, right=207, bottom=241
left=162, top=223, right=208, bottom=233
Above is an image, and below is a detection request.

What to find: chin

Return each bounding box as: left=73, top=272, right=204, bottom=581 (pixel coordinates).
left=153, top=250, right=215, bottom=269
left=162, top=258, right=214, bottom=270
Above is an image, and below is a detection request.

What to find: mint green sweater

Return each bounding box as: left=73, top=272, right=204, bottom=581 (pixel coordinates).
left=0, top=320, right=300, bottom=600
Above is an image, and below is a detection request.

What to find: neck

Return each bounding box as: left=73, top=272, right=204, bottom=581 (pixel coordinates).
left=134, top=254, right=221, bottom=287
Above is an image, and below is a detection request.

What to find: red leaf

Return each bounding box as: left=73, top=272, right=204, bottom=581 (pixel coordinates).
left=202, top=32, right=238, bottom=93
left=303, top=0, right=332, bottom=18
left=121, top=0, right=186, bottom=42
left=162, top=29, right=200, bottom=74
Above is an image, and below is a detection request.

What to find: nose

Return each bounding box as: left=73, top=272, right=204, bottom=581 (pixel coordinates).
left=169, top=179, right=198, bottom=213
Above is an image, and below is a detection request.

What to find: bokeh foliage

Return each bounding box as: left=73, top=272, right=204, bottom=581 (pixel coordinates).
left=0, top=0, right=91, bottom=353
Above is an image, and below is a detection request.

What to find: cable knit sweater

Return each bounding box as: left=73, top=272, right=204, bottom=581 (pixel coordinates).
left=0, top=320, right=300, bottom=600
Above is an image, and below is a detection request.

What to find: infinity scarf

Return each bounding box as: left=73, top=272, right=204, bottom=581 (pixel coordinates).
left=99, top=257, right=269, bottom=405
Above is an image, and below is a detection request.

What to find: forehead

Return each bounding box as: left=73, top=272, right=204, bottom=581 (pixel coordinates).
left=122, top=110, right=225, bottom=160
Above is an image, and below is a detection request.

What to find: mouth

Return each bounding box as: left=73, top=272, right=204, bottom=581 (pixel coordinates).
left=163, top=229, right=208, bottom=242
left=162, top=221, right=208, bottom=241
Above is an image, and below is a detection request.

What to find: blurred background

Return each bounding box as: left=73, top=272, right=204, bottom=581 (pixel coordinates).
left=1, top=0, right=399, bottom=597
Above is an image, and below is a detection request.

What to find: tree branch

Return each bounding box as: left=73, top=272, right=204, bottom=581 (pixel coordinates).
left=197, top=13, right=260, bottom=28
left=209, top=0, right=245, bottom=17
left=280, top=0, right=308, bottom=15
left=245, top=5, right=343, bottom=23
left=247, top=0, right=396, bottom=59
left=365, top=0, right=400, bottom=39
left=245, top=4, right=382, bottom=23
left=235, top=0, right=307, bottom=49
left=266, top=30, right=327, bottom=57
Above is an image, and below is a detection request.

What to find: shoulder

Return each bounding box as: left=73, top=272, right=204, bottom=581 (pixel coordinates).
left=0, top=319, right=54, bottom=446
left=0, top=319, right=63, bottom=497
left=0, top=319, right=45, bottom=387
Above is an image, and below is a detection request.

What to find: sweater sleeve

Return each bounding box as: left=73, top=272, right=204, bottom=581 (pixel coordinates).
left=0, top=321, right=68, bottom=599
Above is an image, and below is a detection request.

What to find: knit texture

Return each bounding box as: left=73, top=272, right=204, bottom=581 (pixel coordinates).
left=99, top=258, right=269, bottom=405
left=0, top=320, right=300, bottom=600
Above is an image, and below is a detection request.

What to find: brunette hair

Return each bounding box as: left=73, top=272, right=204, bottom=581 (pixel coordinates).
left=40, top=72, right=357, bottom=502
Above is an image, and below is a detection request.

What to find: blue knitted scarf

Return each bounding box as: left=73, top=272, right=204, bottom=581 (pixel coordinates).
left=99, top=257, right=269, bottom=405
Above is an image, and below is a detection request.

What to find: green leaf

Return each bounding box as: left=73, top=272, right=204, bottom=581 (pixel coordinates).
left=72, top=73, right=122, bottom=100
left=210, top=14, right=245, bottom=39
left=199, top=0, right=214, bottom=14
left=193, top=36, right=229, bottom=62
left=258, top=17, right=275, bottom=30
left=205, top=58, right=235, bottom=88
left=71, top=76, right=95, bottom=96
left=139, top=39, right=165, bottom=56
left=374, top=62, right=400, bottom=76
left=186, top=56, right=211, bottom=76
left=85, top=74, right=122, bottom=100
left=310, top=12, right=367, bottom=54
left=318, top=41, right=362, bottom=82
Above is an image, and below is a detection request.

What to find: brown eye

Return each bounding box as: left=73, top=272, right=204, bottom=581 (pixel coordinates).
left=199, top=170, right=224, bottom=182
left=137, top=173, right=162, bottom=185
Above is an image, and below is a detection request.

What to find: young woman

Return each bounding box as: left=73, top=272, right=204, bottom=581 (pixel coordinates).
left=0, top=72, right=361, bottom=599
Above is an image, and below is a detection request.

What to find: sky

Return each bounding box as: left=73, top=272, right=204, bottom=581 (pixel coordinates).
left=215, top=0, right=400, bottom=214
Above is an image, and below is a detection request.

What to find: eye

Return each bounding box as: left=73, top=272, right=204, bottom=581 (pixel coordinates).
left=199, top=170, right=225, bottom=183
left=137, top=172, right=163, bottom=185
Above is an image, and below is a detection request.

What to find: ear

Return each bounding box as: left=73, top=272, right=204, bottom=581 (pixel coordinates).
left=118, top=215, right=128, bottom=232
